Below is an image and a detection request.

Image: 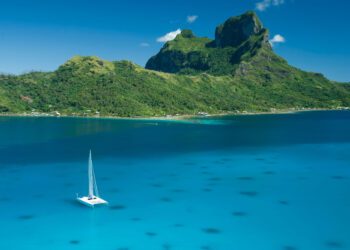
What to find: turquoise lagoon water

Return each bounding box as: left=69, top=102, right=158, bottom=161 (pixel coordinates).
left=0, top=111, right=349, bottom=250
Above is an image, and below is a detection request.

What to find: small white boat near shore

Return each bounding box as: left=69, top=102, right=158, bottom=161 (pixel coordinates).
left=77, top=150, right=108, bottom=207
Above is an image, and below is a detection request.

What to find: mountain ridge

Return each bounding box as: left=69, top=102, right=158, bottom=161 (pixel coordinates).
left=145, top=11, right=271, bottom=75
left=0, top=11, right=349, bottom=117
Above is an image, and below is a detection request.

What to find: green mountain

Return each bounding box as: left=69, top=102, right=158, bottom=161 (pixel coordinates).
left=146, top=11, right=269, bottom=75
left=0, top=11, right=349, bottom=117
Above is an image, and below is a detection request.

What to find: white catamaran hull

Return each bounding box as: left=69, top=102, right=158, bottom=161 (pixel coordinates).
left=77, top=150, right=108, bottom=207
left=77, top=196, right=108, bottom=207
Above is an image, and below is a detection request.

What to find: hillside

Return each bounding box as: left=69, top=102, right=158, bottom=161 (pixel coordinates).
left=0, top=11, right=349, bottom=117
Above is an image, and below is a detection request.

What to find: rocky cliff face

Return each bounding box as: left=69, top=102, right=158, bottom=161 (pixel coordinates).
left=215, top=11, right=263, bottom=47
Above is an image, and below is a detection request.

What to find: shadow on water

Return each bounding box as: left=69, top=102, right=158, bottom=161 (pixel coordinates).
left=130, top=217, right=141, bottom=222
left=69, top=240, right=80, bottom=245
left=283, top=246, right=298, bottom=250
left=201, top=246, right=213, bottom=250
left=160, top=197, right=172, bottom=202
left=0, top=197, right=11, bottom=202
left=173, top=223, right=184, bottom=228
left=239, top=191, right=259, bottom=197
left=325, top=241, right=345, bottom=248
left=17, top=215, right=35, bottom=220
left=202, top=228, right=221, bottom=234
left=162, top=243, right=172, bottom=250
left=1, top=111, right=350, bottom=165
left=232, top=211, right=248, bottom=217
left=279, top=200, right=289, bottom=205
left=331, top=175, right=347, bottom=180
left=145, top=232, right=157, bottom=237
left=109, top=205, right=126, bottom=210
left=171, top=188, right=186, bottom=193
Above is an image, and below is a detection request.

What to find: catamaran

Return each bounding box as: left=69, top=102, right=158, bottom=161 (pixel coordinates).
left=77, top=150, right=108, bottom=207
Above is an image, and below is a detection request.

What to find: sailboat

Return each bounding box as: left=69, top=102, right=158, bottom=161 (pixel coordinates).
left=77, top=150, right=108, bottom=207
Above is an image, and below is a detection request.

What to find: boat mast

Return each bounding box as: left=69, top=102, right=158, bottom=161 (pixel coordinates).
left=88, top=150, right=94, bottom=198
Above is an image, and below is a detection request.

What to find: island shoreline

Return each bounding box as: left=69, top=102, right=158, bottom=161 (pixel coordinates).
left=0, top=108, right=349, bottom=121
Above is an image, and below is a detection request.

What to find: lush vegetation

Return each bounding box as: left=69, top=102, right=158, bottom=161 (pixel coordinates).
left=145, top=11, right=269, bottom=75
left=0, top=12, right=349, bottom=117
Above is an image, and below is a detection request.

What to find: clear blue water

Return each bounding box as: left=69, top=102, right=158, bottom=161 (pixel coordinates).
left=0, top=111, right=349, bottom=250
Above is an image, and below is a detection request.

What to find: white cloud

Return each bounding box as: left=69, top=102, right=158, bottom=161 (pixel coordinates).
left=269, top=34, right=286, bottom=46
left=157, top=29, right=182, bottom=43
left=187, top=15, right=198, bottom=23
left=256, top=0, right=285, bottom=11
left=140, top=42, right=150, bottom=47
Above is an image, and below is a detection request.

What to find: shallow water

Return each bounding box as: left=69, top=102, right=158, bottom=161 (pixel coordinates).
left=0, top=111, right=349, bottom=249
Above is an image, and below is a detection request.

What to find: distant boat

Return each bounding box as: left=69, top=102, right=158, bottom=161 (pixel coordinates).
left=77, top=150, right=108, bottom=207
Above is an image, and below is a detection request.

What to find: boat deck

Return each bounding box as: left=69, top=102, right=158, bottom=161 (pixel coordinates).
left=77, top=196, right=108, bottom=207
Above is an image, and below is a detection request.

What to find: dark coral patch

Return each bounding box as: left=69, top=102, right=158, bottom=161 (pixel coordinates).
left=239, top=191, right=258, bottom=197
left=325, top=241, right=344, bottom=248
left=171, top=189, right=185, bottom=193
left=279, top=200, right=289, bottom=205
left=283, top=246, right=297, bottom=250
left=232, top=211, right=247, bottom=217
left=150, top=183, right=164, bottom=188
left=0, top=197, right=11, bottom=202
left=69, top=240, right=80, bottom=245
left=160, top=197, right=172, bottom=202
left=255, top=158, right=265, bottom=161
left=237, top=176, right=255, bottom=181
left=18, top=215, right=35, bottom=220
left=162, top=243, right=172, bottom=250
left=202, top=228, right=221, bottom=234
left=331, top=176, right=346, bottom=180
left=110, top=205, right=126, bottom=210
left=145, top=232, right=157, bottom=237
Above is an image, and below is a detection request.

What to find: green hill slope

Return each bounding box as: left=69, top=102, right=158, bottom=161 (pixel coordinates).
left=0, top=11, right=349, bottom=117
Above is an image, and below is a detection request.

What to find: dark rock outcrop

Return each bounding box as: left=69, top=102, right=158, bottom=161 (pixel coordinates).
left=145, top=11, right=269, bottom=75
left=215, top=11, right=263, bottom=47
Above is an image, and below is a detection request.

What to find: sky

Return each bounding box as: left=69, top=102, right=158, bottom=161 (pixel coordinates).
left=0, top=0, right=349, bottom=82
